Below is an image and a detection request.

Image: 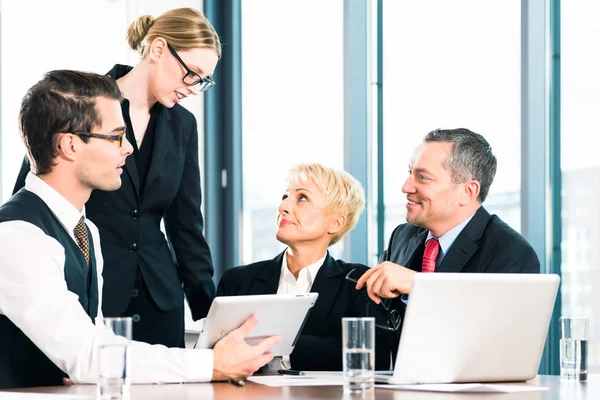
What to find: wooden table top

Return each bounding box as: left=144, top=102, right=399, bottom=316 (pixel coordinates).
left=5, top=375, right=597, bottom=399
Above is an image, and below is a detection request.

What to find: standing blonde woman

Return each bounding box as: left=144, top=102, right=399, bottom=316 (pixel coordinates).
left=14, top=8, right=219, bottom=347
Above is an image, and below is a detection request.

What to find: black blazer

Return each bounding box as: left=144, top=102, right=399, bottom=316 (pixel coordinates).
left=13, top=65, right=215, bottom=320
left=217, top=251, right=395, bottom=371
left=381, top=206, right=540, bottom=330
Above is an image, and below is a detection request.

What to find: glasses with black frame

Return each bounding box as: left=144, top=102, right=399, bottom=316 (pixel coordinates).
left=345, top=268, right=401, bottom=332
left=71, top=128, right=127, bottom=147
left=167, top=43, right=215, bottom=92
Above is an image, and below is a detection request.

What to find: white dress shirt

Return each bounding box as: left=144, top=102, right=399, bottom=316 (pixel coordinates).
left=276, top=249, right=326, bottom=295
left=0, top=173, right=213, bottom=384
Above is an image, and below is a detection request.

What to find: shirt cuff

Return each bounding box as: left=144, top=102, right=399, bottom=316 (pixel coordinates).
left=187, top=349, right=214, bottom=382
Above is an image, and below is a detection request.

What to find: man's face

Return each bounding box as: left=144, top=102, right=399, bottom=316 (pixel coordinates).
left=76, top=96, right=133, bottom=191
left=402, top=142, right=467, bottom=234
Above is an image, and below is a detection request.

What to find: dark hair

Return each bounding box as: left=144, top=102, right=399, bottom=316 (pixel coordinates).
left=19, top=70, right=122, bottom=175
left=424, top=128, right=497, bottom=203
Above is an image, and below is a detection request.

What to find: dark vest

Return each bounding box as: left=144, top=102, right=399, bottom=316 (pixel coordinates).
left=0, top=189, right=98, bottom=389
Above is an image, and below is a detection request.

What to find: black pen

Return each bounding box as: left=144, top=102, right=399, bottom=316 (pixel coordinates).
left=277, top=369, right=305, bottom=376
left=229, top=379, right=245, bottom=387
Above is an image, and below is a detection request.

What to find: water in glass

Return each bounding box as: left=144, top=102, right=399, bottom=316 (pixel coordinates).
left=560, top=339, right=588, bottom=381
left=343, top=348, right=374, bottom=392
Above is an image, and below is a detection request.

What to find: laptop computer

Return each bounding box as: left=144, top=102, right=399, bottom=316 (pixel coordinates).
left=376, top=273, right=560, bottom=384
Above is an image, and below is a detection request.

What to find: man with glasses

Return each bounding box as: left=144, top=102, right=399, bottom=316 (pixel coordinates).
left=356, top=129, right=539, bottom=336
left=0, top=70, right=279, bottom=389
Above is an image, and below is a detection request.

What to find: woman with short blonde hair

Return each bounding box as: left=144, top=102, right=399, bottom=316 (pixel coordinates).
left=217, top=163, right=393, bottom=371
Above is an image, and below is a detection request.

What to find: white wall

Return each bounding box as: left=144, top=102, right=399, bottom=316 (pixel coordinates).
left=0, top=0, right=205, bottom=333
left=1, top=0, right=204, bottom=201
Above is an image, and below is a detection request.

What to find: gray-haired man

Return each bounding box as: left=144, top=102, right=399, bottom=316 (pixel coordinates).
left=357, top=128, right=539, bottom=315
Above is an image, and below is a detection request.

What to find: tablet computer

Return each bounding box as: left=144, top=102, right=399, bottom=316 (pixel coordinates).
left=194, top=293, right=318, bottom=356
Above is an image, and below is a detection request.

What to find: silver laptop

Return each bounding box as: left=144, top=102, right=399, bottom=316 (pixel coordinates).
left=377, top=273, right=560, bottom=384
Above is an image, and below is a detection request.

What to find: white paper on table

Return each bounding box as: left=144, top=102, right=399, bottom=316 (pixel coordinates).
left=375, top=383, right=549, bottom=393
left=248, top=373, right=344, bottom=387
left=0, top=393, right=91, bottom=399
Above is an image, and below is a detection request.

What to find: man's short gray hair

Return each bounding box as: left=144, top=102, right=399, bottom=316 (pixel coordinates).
left=424, top=128, right=497, bottom=203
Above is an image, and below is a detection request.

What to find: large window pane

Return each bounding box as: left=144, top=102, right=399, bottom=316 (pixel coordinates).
left=561, top=0, right=600, bottom=372
left=241, top=1, right=344, bottom=264
left=381, top=1, right=521, bottom=242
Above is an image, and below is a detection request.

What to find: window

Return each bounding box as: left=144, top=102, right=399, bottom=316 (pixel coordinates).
left=241, top=0, right=344, bottom=264
left=0, top=0, right=131, bottom=201
left=381, top=0, right=521, bottom=241
left=561, top=0, right=600, bottom=372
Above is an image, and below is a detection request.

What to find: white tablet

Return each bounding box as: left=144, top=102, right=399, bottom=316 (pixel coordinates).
left=194, top=293, right=318, bottom=356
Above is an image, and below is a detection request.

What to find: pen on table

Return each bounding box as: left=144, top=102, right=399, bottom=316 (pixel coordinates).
left=229, top=379, right=245, bottom=387
left=277, top=369, right=305, bottom=376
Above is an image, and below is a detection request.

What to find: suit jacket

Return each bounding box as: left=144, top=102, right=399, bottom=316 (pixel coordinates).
left=13, top=65, right=215, bottom=321
left=217, top=251, right=395, bottom=371
left=381, top=206, right=540, bottom=332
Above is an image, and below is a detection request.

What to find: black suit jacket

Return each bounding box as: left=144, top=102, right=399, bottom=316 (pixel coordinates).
left=217, top=251, right=395, bottom=371
left=382, top=206, right=540, bottom=331
left=13, top=65, right=215, bottom=321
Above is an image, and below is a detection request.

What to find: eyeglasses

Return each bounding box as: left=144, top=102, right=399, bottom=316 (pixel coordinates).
left=345, top=268, right=402, bottom=332
left=167, top=44, right=215, bottom=92
left=72, top=128, right=126, bottom=147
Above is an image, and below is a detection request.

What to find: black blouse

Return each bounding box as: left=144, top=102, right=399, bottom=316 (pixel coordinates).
left=122, top=100, right=161, bottom=195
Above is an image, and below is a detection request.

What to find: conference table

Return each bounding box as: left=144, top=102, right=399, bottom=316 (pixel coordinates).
left=6, top=375, right=598, bottom=399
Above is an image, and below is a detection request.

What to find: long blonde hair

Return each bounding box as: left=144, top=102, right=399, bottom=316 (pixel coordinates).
left=126, top=8, right=221, bottom=58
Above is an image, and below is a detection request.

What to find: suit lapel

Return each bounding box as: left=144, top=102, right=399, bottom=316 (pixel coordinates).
left=436, top=207, right=491, bottom=273
left=248, top=252, right=284, bottom=295
left=121, top=100, right=141, bottom=201
left=142, top=108, right=173, bottom=198
left=305, top=253, right=345, bottom=325
left=405, top=230, right=428, bottom=272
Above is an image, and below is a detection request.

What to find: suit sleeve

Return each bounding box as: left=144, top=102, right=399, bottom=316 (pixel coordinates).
left=290, top=280, right=394, bottom=371
left=379, top=225, right=402, bottom=263
left=13, top=156, right=30, bottom=194
left=164, top=117, right=216, bottom=321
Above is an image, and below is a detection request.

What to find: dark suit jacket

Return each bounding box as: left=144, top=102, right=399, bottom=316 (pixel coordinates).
left=13, top=65, right=215, bottom=321
left=381, top=206, right=540, bottom=333
left=217, top=251, right=395, bottom=371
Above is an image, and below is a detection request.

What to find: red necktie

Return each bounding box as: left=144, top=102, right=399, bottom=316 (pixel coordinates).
left=422, top=238, right=440, bottom=273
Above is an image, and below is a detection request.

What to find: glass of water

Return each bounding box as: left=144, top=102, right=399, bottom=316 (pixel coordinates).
left=342, top=317, right=375, bottom=393
left=560, top=317, right=589, bottom=382
left=97, top=317, right=132, bottom=399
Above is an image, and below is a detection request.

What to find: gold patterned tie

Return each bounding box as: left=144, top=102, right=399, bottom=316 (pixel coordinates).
left=74, top=216, right=90, bottom=265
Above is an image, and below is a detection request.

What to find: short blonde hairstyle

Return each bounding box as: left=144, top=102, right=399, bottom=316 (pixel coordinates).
left=286, top=163, right=365, bottom=246
left=127, top=8, right=221, bottom=58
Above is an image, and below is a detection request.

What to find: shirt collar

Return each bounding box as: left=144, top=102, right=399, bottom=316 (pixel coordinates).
left=25, top=172, right=86, bottom=234
left=427, top=211, right=477, bottom=256
left=280, top=248, right=327, bottom=287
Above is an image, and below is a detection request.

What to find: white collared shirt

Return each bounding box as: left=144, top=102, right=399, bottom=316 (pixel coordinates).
left=0, top=172, right=213, bottom=384
left=426, top=211, right=477, bottom=267
left=277, top=249, right=326, bottom=295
